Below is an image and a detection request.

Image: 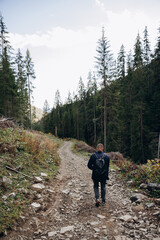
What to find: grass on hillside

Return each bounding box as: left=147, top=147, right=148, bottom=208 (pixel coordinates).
left=0, top=128, right=62, bottom=234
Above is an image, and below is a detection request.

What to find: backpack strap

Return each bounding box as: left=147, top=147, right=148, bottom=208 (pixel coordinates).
left=94, top=152, right=105, bottom=159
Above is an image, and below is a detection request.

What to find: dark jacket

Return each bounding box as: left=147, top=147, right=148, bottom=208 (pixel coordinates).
left=87, top=151, right=110, bottom=181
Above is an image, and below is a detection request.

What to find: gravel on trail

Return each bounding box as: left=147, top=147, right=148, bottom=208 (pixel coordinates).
left=2, top=142, right=160, bottom=240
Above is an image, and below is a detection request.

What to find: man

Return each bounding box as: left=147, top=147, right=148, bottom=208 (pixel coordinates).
left=87, top=143, right=110, bottom=207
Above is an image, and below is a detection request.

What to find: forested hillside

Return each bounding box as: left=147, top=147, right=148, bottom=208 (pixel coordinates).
left=0, top=15, right=36, bottom=128
left=38, top=26, right=160, bottom=164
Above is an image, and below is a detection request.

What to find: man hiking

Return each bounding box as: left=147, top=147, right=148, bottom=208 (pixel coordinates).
left=87, top=143, right=110, bottom=207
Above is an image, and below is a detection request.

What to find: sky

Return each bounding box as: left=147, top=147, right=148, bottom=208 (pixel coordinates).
left=0, top=0, right=160, bottom=109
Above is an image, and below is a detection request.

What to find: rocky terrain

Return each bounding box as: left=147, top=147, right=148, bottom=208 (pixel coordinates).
left=2, top=142, right=160, bottom=240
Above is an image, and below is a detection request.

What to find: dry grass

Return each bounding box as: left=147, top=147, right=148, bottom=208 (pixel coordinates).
left=74, top=141, right=95, bottom=153
left=0, top=128, right=61, bottom=234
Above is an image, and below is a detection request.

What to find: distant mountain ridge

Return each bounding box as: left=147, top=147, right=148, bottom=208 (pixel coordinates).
left=32, top=106, right=44, bottom=122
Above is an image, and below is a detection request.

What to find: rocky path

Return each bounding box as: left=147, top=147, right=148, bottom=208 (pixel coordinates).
left=3, top=142, right=160, bottom=240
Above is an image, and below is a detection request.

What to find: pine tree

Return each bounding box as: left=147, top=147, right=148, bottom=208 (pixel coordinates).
left=0, top=15, right=10, bottom=56
left=143, top=26, right=151, bottom=65
left=152, top=26, right=160, bottom=144
left=154, top=26, right=160, bottom=59
left=66, top=91, right=72, bottom=104
left=95, top=27, right=114, bottom=151
left=127, top=50, right=133, bottom=73
left=117, top=44, right=125, bottom=80
left=0, top=14, right=16, bottom=117
left=43, top=99, right=50, bottom=115
left=15, top=49, right=29, bottom=123
left=78, top=77, right=87, bottom=140
left=54, top=89, right=62, bottom=107
left=54, top=89, right=62, bottom=137
left=87, top=72, right=98, bottom=145
left=132, top=33, right=147, bottom=163
left=25, top=49, right=35, bottom=129
left=143, top=26, right=153, bottom=95
left=133, top=33, right=143, bottom=69
left=73, top=92, right=80, bottom=139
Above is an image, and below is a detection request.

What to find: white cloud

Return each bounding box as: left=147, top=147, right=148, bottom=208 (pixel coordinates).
left=10, top=26, right=100, bottom=108
left=95, top=0, right=158, bottom=54
left=95, top=0, right=106, bottom=12
left=9, top=5, right=159, bottom=109
left=10, top=26, right=99, bottom=50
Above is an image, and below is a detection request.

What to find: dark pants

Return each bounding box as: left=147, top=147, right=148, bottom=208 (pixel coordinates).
left=93, top=179, right=106, bottom=201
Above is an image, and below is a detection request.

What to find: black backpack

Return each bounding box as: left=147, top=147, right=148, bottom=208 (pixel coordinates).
left=94, top=153, right=106, bottom=176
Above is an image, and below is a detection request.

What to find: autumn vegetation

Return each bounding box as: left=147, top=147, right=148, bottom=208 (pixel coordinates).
left=0, top=125, right=61, bottom=234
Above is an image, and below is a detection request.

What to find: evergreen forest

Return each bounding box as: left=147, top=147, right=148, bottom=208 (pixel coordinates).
left=0, top=15, right=35, bottom=128
left=0, top=14, right=160, bottom=164
left=39, top=27, right=160, bottom=164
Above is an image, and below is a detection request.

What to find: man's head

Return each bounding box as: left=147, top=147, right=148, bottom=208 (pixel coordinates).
left=96, top=143, right=104, bottom=152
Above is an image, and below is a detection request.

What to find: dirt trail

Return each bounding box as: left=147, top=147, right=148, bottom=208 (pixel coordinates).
left=3, top=142, right=160, bottom=240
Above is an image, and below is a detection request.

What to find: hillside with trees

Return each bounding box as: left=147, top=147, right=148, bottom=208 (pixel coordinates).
left=38, top=26, right=160, bottom=164
left=0, top=15, right=36, bottom=128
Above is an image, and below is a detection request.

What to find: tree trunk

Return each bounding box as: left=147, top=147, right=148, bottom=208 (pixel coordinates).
left=27, top=75, right=32, bottom=129
left=84, top=99, right=88, bottom=141
left=104, top=94, right=107, bottom=152
left=55, top=126, right=58, bottom=137
left=3, top=77, right=6, bottom=116
left=103, top=75, right=107, bottom=152
left=76, top=108, right=79, bottom=139
left=140, top=104, right=145, bottom=163
left=93, top=107, right=96, bottom=146
left=158, top=132, right=160, bottom=159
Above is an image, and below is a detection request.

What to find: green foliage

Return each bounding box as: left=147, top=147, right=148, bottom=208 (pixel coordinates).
left=115, top=158, right=160, bottom=195
left=37, top=25, right=160, bottom=164
left=0, top=15, right=35, bottom=127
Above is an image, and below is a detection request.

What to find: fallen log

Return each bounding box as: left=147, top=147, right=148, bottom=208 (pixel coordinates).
left=0, top=118, right=13, bottom=122
left=0, top=118, right=15, bottom=128
left=6, top=166, right=33, bottom=180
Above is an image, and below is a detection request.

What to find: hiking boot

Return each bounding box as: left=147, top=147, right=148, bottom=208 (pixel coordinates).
left=95, top=199, right=100, bottom=207
left=102, top=200, right=106, bottom=205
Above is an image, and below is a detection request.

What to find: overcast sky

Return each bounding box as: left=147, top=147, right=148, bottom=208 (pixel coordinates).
left=0, top=0, right=160, bottom=109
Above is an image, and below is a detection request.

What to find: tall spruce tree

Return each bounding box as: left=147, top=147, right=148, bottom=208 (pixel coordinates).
left=54, top=89, right=62, bottom=137
left=78, top=77, right=88, bottom=140
left=25, top=49, right=35, bottom=129
left=0, top=15, right=10, bottom=56
left=143, top=26, right=151, bottom=65
left=152, top=26, right=160, bottom=156
left=116, top=45, right=126, bottom=152
left=133, top=33, right=143, bottom=69
left=143, top=26, right=152, bottom=95
left=87, top=72, right=98, bottom=145
left=15, top=49, right=29, bottom=123
left=117, top=44, right=125, bottom=80
left=95, top=27, right=114, bottom=151
left=154, top=26, right=160, bottom=59
left=0, top=14, right=16, bottom=117
left=132, top=33, right=147, bottom=163
left=43, top=99, right=50, bottom=115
